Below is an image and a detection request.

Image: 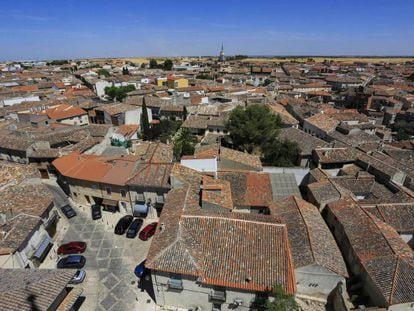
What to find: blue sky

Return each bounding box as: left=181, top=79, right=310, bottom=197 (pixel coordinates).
left=1, top=0, right=414, bottom=60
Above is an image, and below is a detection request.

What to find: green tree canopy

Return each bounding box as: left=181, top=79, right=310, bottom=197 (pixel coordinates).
left=97, top=68, right=110, bottom=77
left=172, top=128, right=197, bottom=160
left=163, top=59, right=173, bottom=71
left=122, top=66, right=129, bottom=75
left=266, top=285, right=299, bottom=311
left=226, top=104, right=300, bottom=166
left=47, top=59, right=68, bottom=66
left=149, top=59, right=158, bottom=69
left=392, top=120, right=414, bottom=141
left=226, top=104, right=281, bottom=153
left=262, top=138, right=300, bottom=167
left=104, top=85, right=136, bottom=102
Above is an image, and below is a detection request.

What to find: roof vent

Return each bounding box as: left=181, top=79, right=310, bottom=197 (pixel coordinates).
left=245, top=276, right=252, bottom=283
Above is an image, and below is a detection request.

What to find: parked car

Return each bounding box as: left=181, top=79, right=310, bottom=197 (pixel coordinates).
left=69, top=270, right=86, bottom=284
left=139, top=222, right=158, bottom=241
left=57, top=255, right=86, bottom=269
left=134, top=260, right=148, bottom=278
left=126, top=218, right=144, bottom=238
left=61, top=204, right=77, bottom=218
left=114, top=215, right=133, bottom=235
left=57, top=242, right=87, bottom=255
left=91, top=204, right=102, bottom=220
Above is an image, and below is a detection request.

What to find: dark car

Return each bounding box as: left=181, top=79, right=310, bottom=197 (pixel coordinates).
left=57, top=242, right=87, bottom=255
left=57, top=255, right=86, bottom=269
left=134, top=260, right=148, bottom=278
left=139, top=222, right=158, bottom=241
left=126, top=218, right=144, bottom=238
left=61, top=204, right=77, bottom=219
left=91, top=204, right=102, bottom=220
left=114, top=215, right=133, bottom=235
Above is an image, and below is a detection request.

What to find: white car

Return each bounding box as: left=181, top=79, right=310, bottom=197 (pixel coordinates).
left=69, top=269, right=86, bottom=284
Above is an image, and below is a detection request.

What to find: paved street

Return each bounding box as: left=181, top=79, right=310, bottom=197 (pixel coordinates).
left=42, top=180, right=156, bottom=311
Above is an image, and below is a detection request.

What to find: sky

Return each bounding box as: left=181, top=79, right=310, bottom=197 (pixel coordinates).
left=1, top=0, right=414, bottom=60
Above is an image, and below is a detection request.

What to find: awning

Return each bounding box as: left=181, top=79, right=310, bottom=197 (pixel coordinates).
left=102, top=198, right=118, bottom=207
left=33, top=235, right=53, bottom=261
left=133, top=204, right=148, bottom=216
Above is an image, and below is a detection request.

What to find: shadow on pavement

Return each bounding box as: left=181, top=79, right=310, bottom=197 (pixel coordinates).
left=137, top=273, right=156, bottom=303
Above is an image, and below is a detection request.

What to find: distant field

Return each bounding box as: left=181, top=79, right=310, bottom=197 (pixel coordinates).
left=85, top=56, right=414, bottom=64
left=242, top=57, right=414, bottom=63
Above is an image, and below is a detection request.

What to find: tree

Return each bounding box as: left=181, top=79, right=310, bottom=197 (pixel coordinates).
left=122, top=66, right=129, bottom=75
left=151, top=119, right=183, bottom=143
left=141, top=102, right=151, bottom=140
left=392, top=120, right=414, bottom=141
left=172, top=128, right=197, bottom=160
left=47, top=59, right=68, bottom=66
left=262, top=138, right=300, bottom=167
left=163, top=59, right=173, bottom=71
left=140, top=63, right=147, bottom=69
left=104, top=85, right=136, bottom=101
left=149, top=59, right=158, bottom=69
left=408, top=73, right=414, bottom=82
left=265, top=285, right=299, bottom=311
left=97, top=68, right=110, bottom=77
left=226, top=105, right=281, bottom=153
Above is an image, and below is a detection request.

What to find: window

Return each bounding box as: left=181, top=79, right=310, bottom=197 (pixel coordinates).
left=121, top=190, right=127, bottom=198
left=167, top=274, right=183, bottom=290
left=136, top=193, right=145, bottom=202
left=106, top=187, right=111, bottom=195
left=157, top=194, right=164, bottom=204
left=210, top=286, right=226, bottom=302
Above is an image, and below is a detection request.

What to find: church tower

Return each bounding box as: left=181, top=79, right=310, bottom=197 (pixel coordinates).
left=218, top=43, right=225, bottom=62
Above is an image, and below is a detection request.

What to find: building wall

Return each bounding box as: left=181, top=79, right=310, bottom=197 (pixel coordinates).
left=101, top=183, right=131, bottom=214
left=303, top=121, right=329, bottom=139
left=181, top=157, right=217, bottom=173
left=295, top=265, right=345, bottom=300
left=125, top=107, right=153, bottom=125
left=58, top=114, right=89, bottom=126
left=67, top=178, right=103, bottom=206
left=1, top=96, right=40, bottom=107
left=167, top=78, right=188, bottom=89
left=0, top=147, right=28, bottom=164
left=95, top=80, right=112, bottom=98
left=152, top=271, right=257, bottom=310
left=0, top=224, right=49, bottom=269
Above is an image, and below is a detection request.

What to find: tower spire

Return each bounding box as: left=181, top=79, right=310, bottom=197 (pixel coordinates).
left=219, top=42, right=225, bottom=62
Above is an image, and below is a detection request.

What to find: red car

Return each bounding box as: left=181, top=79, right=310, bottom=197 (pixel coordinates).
left=57, top=242, right=87, bottom=255
left=139, top=222, right=158, bottom=241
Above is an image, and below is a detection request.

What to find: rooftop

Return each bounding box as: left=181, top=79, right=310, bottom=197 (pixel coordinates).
left=269, top=196, right=348, bottom=277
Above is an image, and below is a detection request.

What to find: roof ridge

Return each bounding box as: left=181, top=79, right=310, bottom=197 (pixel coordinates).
left=292, top=196, right=316, bottom=263
left=389, top=256, right=400, bottom=305
left=364, top=209, right=400, bottom=256
left=181, top=214, right=285, bottom=226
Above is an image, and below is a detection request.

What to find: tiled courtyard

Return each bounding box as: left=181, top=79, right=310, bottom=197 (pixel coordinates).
left=42, top=181, right=155, bottom=311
